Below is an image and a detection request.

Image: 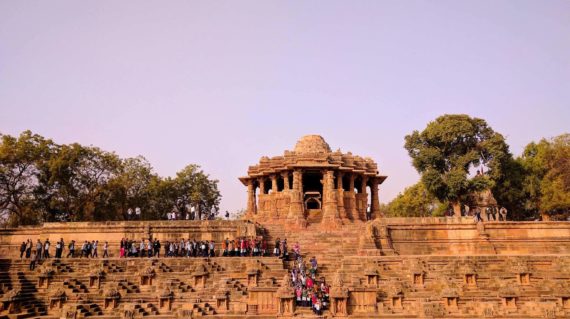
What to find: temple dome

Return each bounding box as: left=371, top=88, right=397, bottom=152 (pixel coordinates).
left=294, top=135, right=332, bottom=154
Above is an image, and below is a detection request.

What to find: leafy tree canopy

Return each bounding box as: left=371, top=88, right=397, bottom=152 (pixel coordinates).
left=404, top=114, right=511, bottom=216
left=384, top=181, right=448, bottom=217
left=0, top=130, right=222, bottom=226
left=518, top=134, right=570, bottom=220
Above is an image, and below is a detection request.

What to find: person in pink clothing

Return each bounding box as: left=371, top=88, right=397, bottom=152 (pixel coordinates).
left=293, top=242, right=301, bottom=259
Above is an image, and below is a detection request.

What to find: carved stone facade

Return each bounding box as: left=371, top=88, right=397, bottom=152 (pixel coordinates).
left=2, top=137, right=570, bottom=318
left=239, top=135, right=387, bottom=226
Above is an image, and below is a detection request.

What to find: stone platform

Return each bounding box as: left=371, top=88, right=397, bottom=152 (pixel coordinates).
left=1, top=218, right=570, bottom=318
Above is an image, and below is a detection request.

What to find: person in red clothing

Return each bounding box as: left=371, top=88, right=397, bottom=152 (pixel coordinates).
left=240, top=238, right=246, bottom=257
left=306, top=276, right=314, bottom=289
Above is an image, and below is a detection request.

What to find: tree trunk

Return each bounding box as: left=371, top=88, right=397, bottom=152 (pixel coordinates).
left=452, top=201, right=462, bottom=217
left=540, top=211, right=550, bottom=221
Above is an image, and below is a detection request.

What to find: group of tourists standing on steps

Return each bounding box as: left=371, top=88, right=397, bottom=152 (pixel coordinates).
left=20, top=238, right=110, bottom=270
left=221, top=237, right=268, bottom=257
left=286, top=242, right=329, bottom=315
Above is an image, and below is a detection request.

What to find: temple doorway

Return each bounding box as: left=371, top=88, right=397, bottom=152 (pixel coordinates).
left=303, top=171, right=323, bottom=223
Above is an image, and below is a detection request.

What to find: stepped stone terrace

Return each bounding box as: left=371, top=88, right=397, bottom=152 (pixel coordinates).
left=2, top=136, right=570, bottom=318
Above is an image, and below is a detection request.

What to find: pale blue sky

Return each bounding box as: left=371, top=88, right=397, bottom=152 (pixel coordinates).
left=1, top=1, right=569, bottom=213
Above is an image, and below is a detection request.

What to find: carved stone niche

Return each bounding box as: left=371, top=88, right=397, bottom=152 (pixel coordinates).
left=562, top=297, right=570, bottom=309
left=464, top=273, right=477, bottom=287
left=499, top=287, right=518, bottom=310
left=364, top=265, right=379, bottom=288
left=412, top=272, right=424, bottom=286
left=139, top=267, right=155, bottom=286
left=49, top=289, right=66, bottom=310
left=503, top=296, right=517, bottom=309
left=159, top=289, right=173, bottom=311
left=38, top=267, right=55, bottom=288
left=330, top=273, right=349, bottom=316
left=460, top=262, right=478, bottom=287
left=192, top=264, right=209, bottom=289
left=247, top=267, right=259, bottom=287
left=88, top=268, right=104, bottom=289
left=517, top=273, right=530, bottom=285
left=276, top=274, right=295, bottom=316
left=511, top=259, right=531, bottom=286
left=215, top=293, right=229, bottom=313
left=441, top=288, right=459, bottom=312
left=2, top=289, right=22, bottom=314
left=406, top=258, right=428, bottom=287
left=103, top=288, right=121, bottom=309
left=391, top=292, right=403, bottom=309
left=214, top=278, right=230, bottom=314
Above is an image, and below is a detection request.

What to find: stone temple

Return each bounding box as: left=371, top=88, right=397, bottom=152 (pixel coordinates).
left=239, top=135, right=387, bottom=226
left=1, top=135, right=570, bottom=319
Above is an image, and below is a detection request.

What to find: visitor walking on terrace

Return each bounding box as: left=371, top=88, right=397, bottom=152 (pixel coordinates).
left=25, top=239, right=32, bottom=259
left=55, top=239, right=61, bottom=258
left=29, top=251, right=38, bottom=270
left=92, top=240, right=98, bottom=258
left=274, top=238, right=281, bottom=257
left=66, top=240, right=75, bottom=258
left=103, top=241, right=109, bottom=258
left=43, top=239, right=50, bottom=259
left=20, top=242, right=26, bottom=259
left=36, top=239, right=44, bottom=258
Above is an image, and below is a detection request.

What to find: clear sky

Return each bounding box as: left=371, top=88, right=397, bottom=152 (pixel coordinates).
left=1, top=1, right=569, bottom=214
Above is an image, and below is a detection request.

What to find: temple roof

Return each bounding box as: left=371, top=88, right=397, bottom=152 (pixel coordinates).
left=239, top=135, right=387, bottom=184
left=294, top=135, right=332, bottom=154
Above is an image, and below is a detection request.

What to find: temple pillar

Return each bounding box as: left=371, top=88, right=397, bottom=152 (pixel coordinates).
left=348, top=173, right=357, bottom=220
left=282, top=172, right=290, bottom=190
left=258, top=178, right=266, bottom=217
left=271, top=175, right=278, bottom=193
left=361, top=176, right=369, bottom=221
left=270, top=175, right=278, bottom=218
left=288, top=170, right=306, bottom=225
left=337, top=172, right=347, bottom=219
left=371, top=178, right=381, bottom=219
left=246, top=180, right=255, bottom=217
left=322, top=170, right=341, bottom=228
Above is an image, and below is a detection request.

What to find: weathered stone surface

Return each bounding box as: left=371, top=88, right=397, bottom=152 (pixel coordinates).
left=2, top=136, right=570, bottom=318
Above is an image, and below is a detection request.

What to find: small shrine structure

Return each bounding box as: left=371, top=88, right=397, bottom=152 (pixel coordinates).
left=239, top=135, right=387, bottom=226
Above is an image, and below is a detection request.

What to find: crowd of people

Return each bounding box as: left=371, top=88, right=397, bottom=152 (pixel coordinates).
left=443, top=205, right=508, bottom=222
left=288, top=243, right=329, bottom=315
left=19, top=238, right=110, bottom=270
left=19, top=236, right=273, bottom=263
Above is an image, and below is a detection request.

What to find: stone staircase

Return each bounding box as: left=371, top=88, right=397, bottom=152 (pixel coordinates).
left=0, top=256, right=289, bottom=319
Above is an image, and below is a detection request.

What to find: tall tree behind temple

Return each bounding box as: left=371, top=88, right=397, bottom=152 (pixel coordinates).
left=518, top=134, right=570, bottom=220
left=384, top=181, right=448, bottom=217
left=404, top=114, right=512, bottom=216
left=0, top=131, right=53, bottom=225
left=0, top=131, right=222, bottom=226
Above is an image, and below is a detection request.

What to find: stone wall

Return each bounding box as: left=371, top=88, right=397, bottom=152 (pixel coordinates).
left=366, top=218, right=570, bottom=255
left=0, top=220, right=257, bottom=258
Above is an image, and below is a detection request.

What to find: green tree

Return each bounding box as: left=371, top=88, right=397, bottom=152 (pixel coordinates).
left=519, top=134, right=570, bottom=220
left=46, top=143, right=122, bottom=221
left=110, top=156, right=155, bottom=219
left=404, top=114, right=511, bottom=216
left=0, top=131, right=54, bottom=225
left=385, top=181, right=448, bottom=217
left=173, top=164, right=221, bottom=220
